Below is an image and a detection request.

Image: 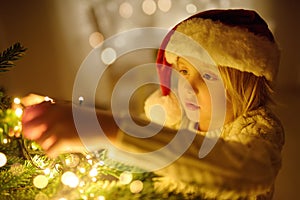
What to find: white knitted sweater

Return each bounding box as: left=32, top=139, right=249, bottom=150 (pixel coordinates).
left=116, top=107, right=284, bottom=199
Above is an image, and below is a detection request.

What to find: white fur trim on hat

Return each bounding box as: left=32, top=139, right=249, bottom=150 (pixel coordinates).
left=165, top=18, right=280, bottom=81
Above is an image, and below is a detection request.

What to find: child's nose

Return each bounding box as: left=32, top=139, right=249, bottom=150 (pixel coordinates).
left=184, top=80, right=199, bottom=95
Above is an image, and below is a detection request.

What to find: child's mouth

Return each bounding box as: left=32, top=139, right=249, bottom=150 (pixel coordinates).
left=185, top=102, right=200, bottom=111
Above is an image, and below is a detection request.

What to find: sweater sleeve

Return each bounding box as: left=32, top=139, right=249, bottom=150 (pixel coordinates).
left=114, top=110, right=284, bottom=199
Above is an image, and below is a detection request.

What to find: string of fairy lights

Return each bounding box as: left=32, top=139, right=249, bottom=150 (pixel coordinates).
left=0, top=96, right=146, bottom=200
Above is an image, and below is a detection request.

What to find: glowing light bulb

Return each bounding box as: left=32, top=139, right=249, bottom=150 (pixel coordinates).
left=130, top=180, right=143, bottom=193
left=87, top=159, right=93, bottom=165
left=44, top=96, right=54, bottom=103
left=33, top=175, right=49, bottom=189
left=98, top=196, right=105, bottom=200
left=13, top=97, right=21, bottom=105
left=79, top=167, right=86, bottom=173
left=89, top=168, right=98, bottom=177
left=43, top=168, right=51, bottom=175
left=119, top=171, right=133, bottom=185
left=78, top=96, right=84, bottom=105
left=31, top=142, right=39, bottom=150
left=0, top=152, right=7, bottom=167
left=61, top=171, right=79, bottom=188
left=15, top=108, right=23, bottom=118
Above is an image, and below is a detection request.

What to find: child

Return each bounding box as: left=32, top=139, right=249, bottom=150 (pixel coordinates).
left=22, top=9, right=284, bottom=199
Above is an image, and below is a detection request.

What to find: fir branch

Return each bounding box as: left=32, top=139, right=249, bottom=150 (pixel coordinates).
left=0, top=42, right=27, bottom=73
left=0, top=88, right=12, bottom=110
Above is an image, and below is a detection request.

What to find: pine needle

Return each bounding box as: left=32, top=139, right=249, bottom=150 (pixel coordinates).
left=0, top=42, right=27, bottom=72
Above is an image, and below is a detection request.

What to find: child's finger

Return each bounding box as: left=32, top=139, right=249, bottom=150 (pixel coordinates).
left=22, top=122, right=48, bottom=140
left=39, top=135, right=57, bottom=151
left=21, top=93, right=46, bottom=106
left=22, top=101, right=51, bottom=123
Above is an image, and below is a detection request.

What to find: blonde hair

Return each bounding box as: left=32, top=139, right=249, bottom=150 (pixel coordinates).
left=218, top=66, right=275, bottom=119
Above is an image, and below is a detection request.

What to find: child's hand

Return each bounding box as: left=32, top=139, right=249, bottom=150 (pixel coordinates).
left=21, top=93, right=49, bottom=106
left=22, top=101, right=86, bottom=158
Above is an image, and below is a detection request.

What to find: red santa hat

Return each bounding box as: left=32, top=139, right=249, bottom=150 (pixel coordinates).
left=156, top=9, right=280, bottom=96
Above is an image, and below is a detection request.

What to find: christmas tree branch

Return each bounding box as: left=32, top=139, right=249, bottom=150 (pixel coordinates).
left=0, top=42, right=27, bottom=72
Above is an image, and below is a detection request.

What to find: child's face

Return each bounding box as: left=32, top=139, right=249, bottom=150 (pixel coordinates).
left=176, top=57, right=232, bottom=131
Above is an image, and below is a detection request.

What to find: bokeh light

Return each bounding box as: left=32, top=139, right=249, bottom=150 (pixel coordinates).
left=129, top=180, right=143, bottom=193
left=0, top=152, right=7, bottom=167
left=142, top=0, right=157, bottom=15
left=119, top=171, right=133, bottom=185
left=157, top=0, right=172, bottom=12
left=89, top=32, right=104, bottom=48
left=61, top=171, right=79, bottom=188
left=33, top=175, right=49, bottom=189
left=186, top=3, right=197, bottom=14
left=101, top=47, right=117, bottom=65
left=119, top=2, right=133, bottom=18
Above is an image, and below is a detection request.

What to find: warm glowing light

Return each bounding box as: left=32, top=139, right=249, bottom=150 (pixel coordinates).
left=101, top=47, right=117, bottom=65
left=130, top=180, right=143, bottom=193
left=142, top=0, right=157, bottom=15
left=61, top=171, right=79, bottom=188
left=33, top=175, right=49, bottom=189
left=31, top=142, right=39, bottom=150
left=186, top=3, right=197, bottom=14
left=44, top=96, right=54, bottom=103
left=0, top=152, right=7, bottom=167
left=89, top=168, right=98, bottom=177
left=43, top=168, right=51, bottom=175
left=14, top=125, right=20, bottom=132
left=157, top=0, right=172, bottom=12
left=3, top=138, right=8, bottom=144
left=89, top=32, right=104, bottom=48
left=119, top=2, right=133, bottom=18
left=119, top=171, right=133, bottom=185
left=79, top=167, right=86, bottom=173
left=98, top=196, right=105, bottom=200
left=13, top=97, right=21, bottom=105
left=87, top=159, right=93, bottom=165
left=78, top=96, right=84, bottom=106
left=15, top=107, right=23, bottom=118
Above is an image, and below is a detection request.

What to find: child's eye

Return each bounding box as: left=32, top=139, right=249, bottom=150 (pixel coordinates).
left=202, top=73, right=218, bottom=81
left=179, top=69, right=189, bottom=76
